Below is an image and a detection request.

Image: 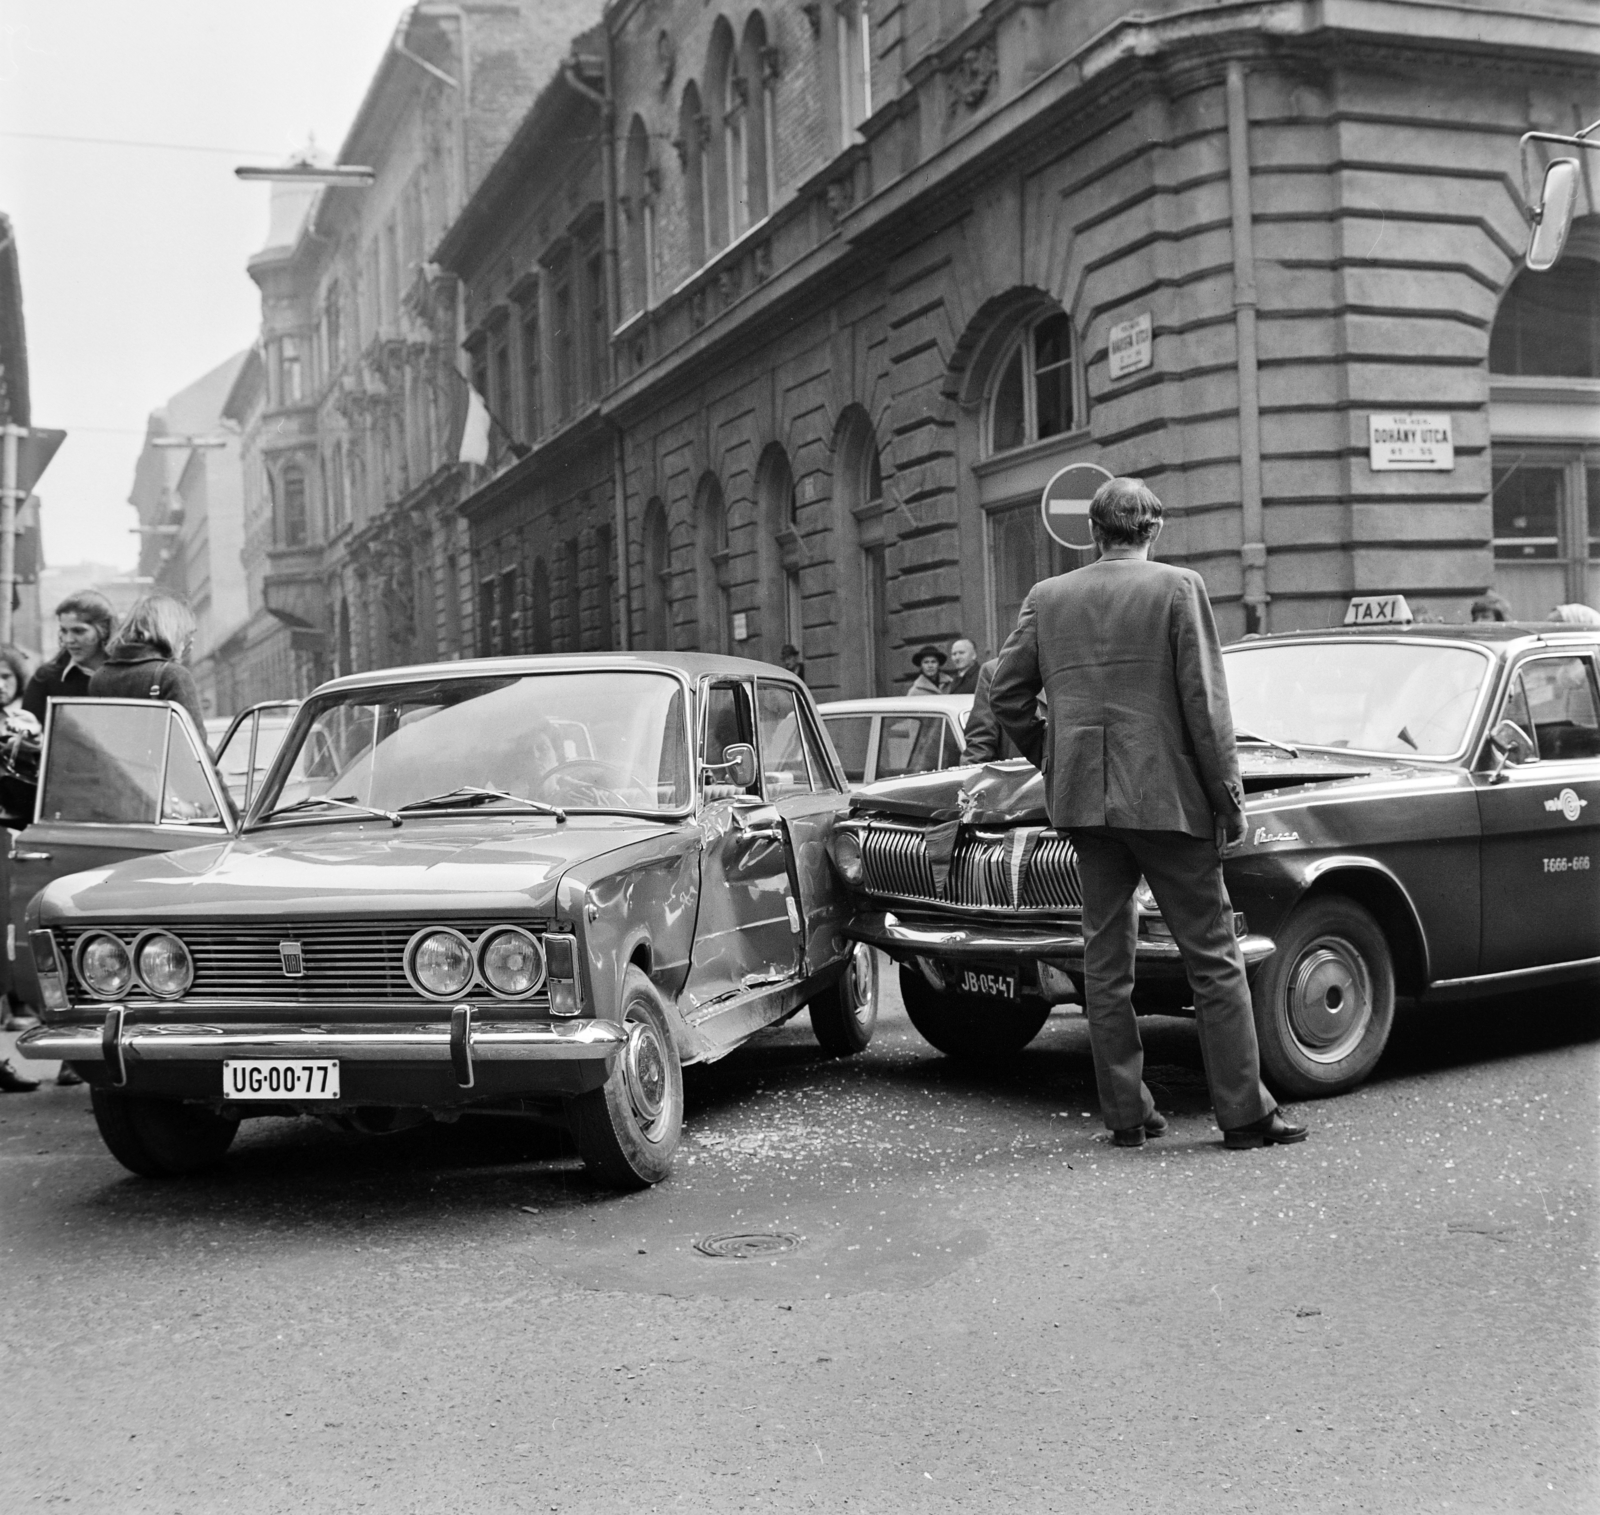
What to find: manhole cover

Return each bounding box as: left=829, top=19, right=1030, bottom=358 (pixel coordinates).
left=694, top=1231, right=802, bottom=1260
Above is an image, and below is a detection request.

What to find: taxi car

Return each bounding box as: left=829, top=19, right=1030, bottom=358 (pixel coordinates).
left=818, top=695, right=974, bottom=785
left=13, top=655, right=877, bottom=1187
left=834, top=621, right=1600, bottom=1098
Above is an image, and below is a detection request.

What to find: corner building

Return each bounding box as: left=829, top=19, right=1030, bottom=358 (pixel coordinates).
left=581, top=0, right=1598, bottom=696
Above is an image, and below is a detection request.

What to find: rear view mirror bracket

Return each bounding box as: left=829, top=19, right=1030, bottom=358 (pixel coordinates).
left=1520, top=120, right=1600, bottom=272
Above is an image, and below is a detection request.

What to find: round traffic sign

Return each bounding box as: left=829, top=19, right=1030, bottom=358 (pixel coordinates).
left=1039, top=462, right=1113, bottom=550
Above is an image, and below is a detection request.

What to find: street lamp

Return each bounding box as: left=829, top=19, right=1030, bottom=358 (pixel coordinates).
left=234, top=164, right=376, bottom=187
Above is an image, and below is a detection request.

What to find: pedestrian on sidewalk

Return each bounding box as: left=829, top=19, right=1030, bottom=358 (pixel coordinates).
left=88, top=594, right=207, bottom=734
left=21, top=589, right=117, bottom=722
left=906, top=645, right=951, bottom=695
left=990, top=476, right=1306, bottom=1152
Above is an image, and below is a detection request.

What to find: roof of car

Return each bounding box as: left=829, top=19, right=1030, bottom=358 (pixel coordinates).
left=1228, top=624, right=1600, bottom=650
left=817, top=694, right=976, bottom=715
left=312, top=651, right=806, bottom=697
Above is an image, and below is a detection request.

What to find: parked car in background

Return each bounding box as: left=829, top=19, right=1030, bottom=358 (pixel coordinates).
left=14, top=656, right=877, bottom=1187
left=834, top=622, right=1600, bottom=1099
left=818, top=695, right=974, bottom=786
left=208, top=701, right=300, bottom=810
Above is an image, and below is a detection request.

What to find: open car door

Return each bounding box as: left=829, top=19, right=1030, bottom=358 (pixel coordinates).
left=6, top=698, right=234, bottom=1010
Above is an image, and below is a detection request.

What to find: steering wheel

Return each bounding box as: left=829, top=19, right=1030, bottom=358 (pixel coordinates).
left=534, top=759, right=652, bottom=808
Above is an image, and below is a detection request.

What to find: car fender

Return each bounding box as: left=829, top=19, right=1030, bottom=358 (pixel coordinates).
left=1276, top=853, right=1433, bottom=992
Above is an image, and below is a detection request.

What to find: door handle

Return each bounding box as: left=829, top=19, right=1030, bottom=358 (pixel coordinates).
left=733, top=807, right=784, bottom=843
left=12, top=850, right=50, bottom=862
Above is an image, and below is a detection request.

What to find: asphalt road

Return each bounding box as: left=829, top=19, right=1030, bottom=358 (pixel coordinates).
left=2, top=968, right=1595, bottom=1514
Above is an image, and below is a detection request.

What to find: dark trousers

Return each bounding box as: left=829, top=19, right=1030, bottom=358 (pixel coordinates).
left=1068, top=826, right=1274, bottom=1131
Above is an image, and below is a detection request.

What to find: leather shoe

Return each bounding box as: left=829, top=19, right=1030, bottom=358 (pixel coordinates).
left=1223, top=1108, right=1308, bottom=1149
left=1112, top=1110, right=1169, bottom=1148
left=0, top=1058, right=40, bottom=1093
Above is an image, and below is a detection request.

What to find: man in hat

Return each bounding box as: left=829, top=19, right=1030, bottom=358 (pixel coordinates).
left=906, top=645, right=952, bottom=695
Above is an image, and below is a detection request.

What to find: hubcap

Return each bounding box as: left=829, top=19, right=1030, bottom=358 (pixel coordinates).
left=1286, top=938, right=1373, bottom=1063
left=846, top=942, right=877, bottom=1030
left=623, top=1016, right=668, bottom=1127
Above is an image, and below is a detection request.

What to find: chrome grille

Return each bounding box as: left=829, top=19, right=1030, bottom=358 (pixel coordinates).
left=858, top=823, right=1080, bottom=910
left=55, top=917, right=553, bottom=1008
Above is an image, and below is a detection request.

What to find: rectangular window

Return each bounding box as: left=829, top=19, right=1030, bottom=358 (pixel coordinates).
left=585, top=250, right=607, bottom=399
left=279, top=338, right=303, bottom=405
left=499, top=567, right=519, bottom=655
left=490, top=325, right=511, bottom=441
left=520, top=302, right=543, bottom=441
left=864, top=545, right=889, bottom=695
left=1492, top=454, right=1600, bottom=618
left=836, top=0, right=872, bottom=141
left=1514, top=657, right=1600, bottom=762
left=553, top=277, right=575, bottom=419
left=478, top=578, right=498, bottom=659
left=822, top=714, right=872, bottom=783
left=756, top=681, right=817, bottom=798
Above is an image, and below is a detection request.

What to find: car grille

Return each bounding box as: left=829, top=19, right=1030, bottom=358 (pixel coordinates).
left=859, top=822, right=1082, bottom=910
left=54, top=917, right=553, bottom=1008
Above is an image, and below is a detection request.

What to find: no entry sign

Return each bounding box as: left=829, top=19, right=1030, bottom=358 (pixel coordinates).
left=1039, top=462, right=1112, bottom=550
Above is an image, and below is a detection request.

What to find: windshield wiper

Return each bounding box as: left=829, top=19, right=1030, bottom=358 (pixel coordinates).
left=397, top=785, right=567, bottom=822
left=1234, top=727, right=1301, bottom=760
left=261, top=794, right=402, bottom=827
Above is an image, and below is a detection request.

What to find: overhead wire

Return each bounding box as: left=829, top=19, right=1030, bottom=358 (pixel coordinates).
left=0, top=130, right=280, bottom=158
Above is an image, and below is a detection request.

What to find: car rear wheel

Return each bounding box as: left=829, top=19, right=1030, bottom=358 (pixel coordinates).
left=569, top=965, right=683, bottom=1189
left=89, top=1088, right=240, bottom=1177
left=898, top=963, right=1052, bottom=1059
left=1251, top=896, right=1395, bottom=1098
left=808, top=942, right=879, bottom=1056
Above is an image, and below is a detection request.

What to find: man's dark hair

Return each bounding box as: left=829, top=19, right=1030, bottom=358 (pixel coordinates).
left=1089, top=477, right=1164, bottom=546
left=54, top=589, right=117, bottom=646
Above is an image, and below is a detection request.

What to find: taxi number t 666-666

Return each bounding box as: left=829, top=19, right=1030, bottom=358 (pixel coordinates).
left=1542, top=855, right=1592, bottom=873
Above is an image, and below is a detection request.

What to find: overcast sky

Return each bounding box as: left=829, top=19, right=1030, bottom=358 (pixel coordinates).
left=1, top=0, right=409, bottom=573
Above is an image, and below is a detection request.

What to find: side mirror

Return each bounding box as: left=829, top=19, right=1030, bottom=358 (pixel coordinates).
left=1486, top=718, right=1537, bottom=781
left=704, top=742, right=757, bottom=791
left=1527, top=158, right=1579, bottom=271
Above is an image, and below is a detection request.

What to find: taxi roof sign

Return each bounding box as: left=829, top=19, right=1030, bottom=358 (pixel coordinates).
left=1344, top=594, right=1414, bottom=627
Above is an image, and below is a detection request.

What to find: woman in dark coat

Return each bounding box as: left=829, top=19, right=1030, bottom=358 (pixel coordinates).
left=21, top=589, right=117, bottom=722
left=87, top=594, right=207, bottom=733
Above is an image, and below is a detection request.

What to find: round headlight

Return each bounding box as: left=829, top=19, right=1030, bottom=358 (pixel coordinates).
left=478, top=927, right=545, bottom=997
left=408, top=929, right=474, bottom=998
left=135, top=932, right=194, bottom=998
left=77, top=933, right=133, bottom=998
left=831, top=830, right=865, bottom=886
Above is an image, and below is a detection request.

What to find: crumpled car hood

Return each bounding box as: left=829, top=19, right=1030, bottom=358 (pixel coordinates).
left=38, top=815, right=670, bottom=922
left=850, top=749, right=1398, bottom=823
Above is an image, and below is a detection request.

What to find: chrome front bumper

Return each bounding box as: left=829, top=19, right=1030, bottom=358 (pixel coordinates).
left=846, top=911, right=1276, bottom=973
left=17, top=1015, right=626, bottom=1066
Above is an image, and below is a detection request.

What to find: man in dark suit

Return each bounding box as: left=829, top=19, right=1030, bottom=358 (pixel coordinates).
left=961, top=658, right=1019, bottom=763
left=990, top=477, right=1306, bottom=1151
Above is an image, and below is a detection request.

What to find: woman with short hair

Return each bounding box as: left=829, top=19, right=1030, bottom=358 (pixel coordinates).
left=87, top=594, right=207, bottom=733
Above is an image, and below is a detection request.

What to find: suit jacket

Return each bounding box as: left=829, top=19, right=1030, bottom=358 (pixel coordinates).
left=945, top=663, right=980, bottom=697
left=961, top=659, right=1018, bottom=763
left=989, top=557, right=1243, bottom=837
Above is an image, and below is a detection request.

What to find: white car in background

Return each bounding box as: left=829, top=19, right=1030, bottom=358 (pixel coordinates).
left=818, top=695, right=975, bottom=786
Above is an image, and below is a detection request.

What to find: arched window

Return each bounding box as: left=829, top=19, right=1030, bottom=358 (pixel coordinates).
left=834, top=406, right=890, bottom=695
left=642, top=498, right=672, bottom=649
left=677, top=82, right=708, bottom=271
left=1488, top=249, right=1600, bottom=616
left=695, top=473, right=729, bottom=651
left=704, top=19, right=737, bottom=253
left=278, top=464, right=308, bottom=548
left=757, top=443, right=801, bottom=666
left=987, top=309, right=1080, bottom=455
left=529, top=557, right=552, bottom=653
left=623, top=115, right=657, bottom=314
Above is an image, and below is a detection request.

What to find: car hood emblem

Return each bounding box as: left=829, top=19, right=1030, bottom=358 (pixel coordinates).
left=279, top=940, right=305, bottom=977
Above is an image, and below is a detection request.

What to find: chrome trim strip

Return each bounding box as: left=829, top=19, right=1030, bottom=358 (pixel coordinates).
left=1426, top=955, right=1600, bottom=992
left=16, top=1018, right=626, bottom=1065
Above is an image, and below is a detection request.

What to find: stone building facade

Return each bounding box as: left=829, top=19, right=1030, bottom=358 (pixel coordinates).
left=219, top=2, right=603, bottom=710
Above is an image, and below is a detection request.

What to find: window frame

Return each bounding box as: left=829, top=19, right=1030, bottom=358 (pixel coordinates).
left=984, top=310, right=1085, bottom=458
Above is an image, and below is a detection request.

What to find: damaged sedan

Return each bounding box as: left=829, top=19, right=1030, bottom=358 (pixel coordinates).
left=836, top=623, right=1600, bottom=1098
left=13, top=655, right=876, bottom=1186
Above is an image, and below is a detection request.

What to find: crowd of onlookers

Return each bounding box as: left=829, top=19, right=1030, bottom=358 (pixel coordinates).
left=0, top=587, right=205, bottom=1094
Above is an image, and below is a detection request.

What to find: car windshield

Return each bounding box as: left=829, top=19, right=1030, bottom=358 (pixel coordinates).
left=253, top=671, right=691, bottom=822
left=1224, top=640, right=1491, bottom=757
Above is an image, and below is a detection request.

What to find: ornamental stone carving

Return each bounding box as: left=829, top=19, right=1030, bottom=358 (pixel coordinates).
left=947, top=38, right=998, bottom=116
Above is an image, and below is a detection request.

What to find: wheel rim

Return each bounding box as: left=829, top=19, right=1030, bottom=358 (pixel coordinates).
left=1285, top=936, right=1374, bottom=1063
left=844, top=942, right=876, bottom=1031
left=622, top=1011, right=670, bottom=1134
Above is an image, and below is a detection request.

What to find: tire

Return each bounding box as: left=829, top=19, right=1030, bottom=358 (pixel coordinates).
left=89, top=1088, right=240, bottom=1178
left=569, top=965, right=684, bottom=1189
left=898, top=963, right=1052, bottom=1060
left=808, top=942, right=879, bottom=1057
left=1251, top=896, right=1396, bottom=1099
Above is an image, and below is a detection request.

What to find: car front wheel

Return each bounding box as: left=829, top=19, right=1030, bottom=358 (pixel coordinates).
left=898, top=963, right=1052, bottom=1059
left=569, top=965, right=683, bottom=1189
left=808, top=942, right=879, bottom=1056
left=90, top=1088, right=240, bottom=1177
left=1251, top=896, right=1396, bottom=1098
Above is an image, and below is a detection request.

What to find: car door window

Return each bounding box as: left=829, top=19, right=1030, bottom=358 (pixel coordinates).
left=161, top=721, right=226, bottom=825
left=823, top=715, right=872, bottom=783
left=795, top=701, right=843, bottom=794
left=39, top=702, right=168, bottom=824
left=701, top=681, right=758, bottom=798
left=877, top=715, right=950, bottom=779
left=1520, top=657, right=1600, bottom=761
left=756, top=682, right=819, bottom=798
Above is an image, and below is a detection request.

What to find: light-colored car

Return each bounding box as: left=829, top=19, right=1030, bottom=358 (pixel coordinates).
left=818, top=694, right=974, bottom=786
left=207, top=702, right=301, bottom=810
